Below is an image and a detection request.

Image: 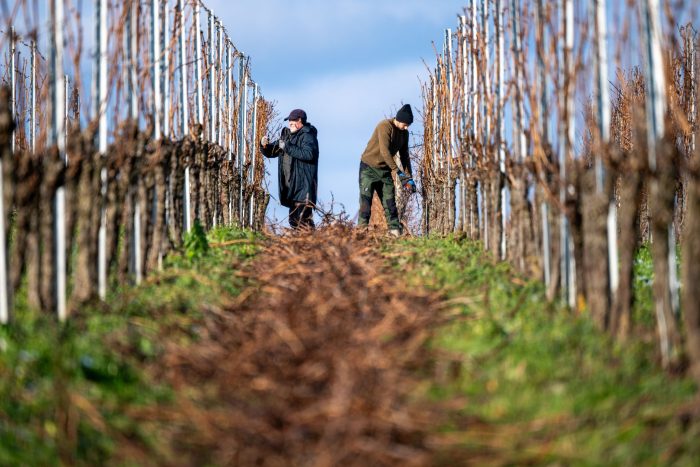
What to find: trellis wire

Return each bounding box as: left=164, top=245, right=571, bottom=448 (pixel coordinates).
left=421, top=0, right=699, bottom=375
left=0, top=0, right=269, bottom=321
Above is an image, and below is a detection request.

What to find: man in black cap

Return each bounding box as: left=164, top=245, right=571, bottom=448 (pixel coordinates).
left=260, top=109, right=319, bottom=229
left=357, top=104, right=416, bottom=236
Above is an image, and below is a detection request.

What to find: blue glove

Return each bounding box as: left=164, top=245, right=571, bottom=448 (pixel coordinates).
left=406, top=179, right=417, bottom=193
left=397, top=171, right=417, bottom=193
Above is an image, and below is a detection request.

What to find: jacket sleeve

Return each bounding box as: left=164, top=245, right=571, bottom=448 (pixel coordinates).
left=261, top=129, right=288, bottom=159
left=399, top=132, right=412, bottom=176
left=285, top=131, right=318, bottom=162
left=377, top=122, right=400, bottom=172
left=260, top=142, right=282, bottom=159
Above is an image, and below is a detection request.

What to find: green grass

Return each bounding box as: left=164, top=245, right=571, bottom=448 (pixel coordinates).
left=2, top=228, right=696, bottom=465
left=387, top=236, right=699, bottom=466
left=0, top=227, right=262, bottom=465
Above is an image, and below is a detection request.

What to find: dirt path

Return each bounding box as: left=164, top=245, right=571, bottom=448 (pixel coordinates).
left=155, top=225, right=446, bottom=466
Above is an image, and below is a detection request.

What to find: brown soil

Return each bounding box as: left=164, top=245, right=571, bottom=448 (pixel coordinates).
left=150, top=224, right=445, bottom=466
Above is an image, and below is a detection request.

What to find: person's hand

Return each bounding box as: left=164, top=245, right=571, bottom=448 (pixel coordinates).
left=397, top=171, right=416, bottom=193
left=260, top=135, right=269, bottom=146
left=405, top=178, right=417, bottom=193
left=278, top=140, right=286, bottom=150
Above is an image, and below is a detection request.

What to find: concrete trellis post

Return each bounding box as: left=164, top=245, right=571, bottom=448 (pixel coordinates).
left=471, top=0, right=479, bottom=143
left=128, top=4, right=139, bottom=123
left=689, top=29, right=696, bottom=155
left=160, top=0, right=171, bottom=272
left=431, top=75, right=438, bottom=169
left=217, top=21, right=224, bottom=147
left=470, top=0, right=479, bottom=239
left=435, top=55, right=442, bottom=171
left=227, top=44, right=234, bottom=223
left=460, top=15, right=469, bottom=232
left=30, top=40, right=36, bottom=153
left=0, top=145, right=6, bottom=323
left=64, top=76, right=69, bottom=161
left=128, top=1, right=142, bottom=285
left=481, top=0, right=491, bottom=250
left=162, top=0, right=171, bottom=138
left=641, top=0, right=680, bottom=367
left=96, top=0, right=108, bottom=301
left=208, top=12, right=216, bottom=141
left=511, top=0, right=527, bottom=163
left=560, top=0, right=576, bottom=308
left=538, top=0, right=550, bottom=267
left=178, top=0, right=191, bottom=232
left=225, top=41, right=231, bottom=155
left=152, top=0, right=162, bottom=141
left=238, top=57, right=248, bottom=226
left=460, top=16, right=469, bottom=140
left=249, top=83, right=258, bottom=227
left=593, top=0, right=619, bottom=303
left=511, top=0, right=527, bottom=272
left=0, top=29, right=11, bottom=322
left=1, top=28, right=18, bottom=322
left=10, top=28, right=15, bottom=154
left=194, top=2, right=204, bottom=128
left=445, top=28, right=454, bottom=232
left=496, top=0, right=506, bottom=260
left=50, top=0, right=67, bottom=320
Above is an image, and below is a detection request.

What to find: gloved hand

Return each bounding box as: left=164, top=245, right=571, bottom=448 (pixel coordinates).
left=405, top=178, right=417, bottom=193
left=260, top=135, right=269, bottom=146
left=397, top=171, right=417, bottom=193
left=278, top=139, right=286, bottom=150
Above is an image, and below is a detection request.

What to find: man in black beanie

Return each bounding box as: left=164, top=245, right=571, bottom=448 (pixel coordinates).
left=357, top=104, right=416, bottom=236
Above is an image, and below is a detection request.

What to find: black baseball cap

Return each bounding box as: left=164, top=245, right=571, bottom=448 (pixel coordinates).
left=284, top=109, right=307, bottom=123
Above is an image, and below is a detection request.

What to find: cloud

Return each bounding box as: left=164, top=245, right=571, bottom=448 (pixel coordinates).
left=210, top=0, right=462, bottom=51
left=208, top=0, right=465, bottom=88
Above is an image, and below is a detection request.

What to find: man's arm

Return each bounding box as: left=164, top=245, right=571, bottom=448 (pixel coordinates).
left=284, top=132, right=318, bottom=162
left=398, top=132, right=412, bottom=176
left=260, top=141, right=282, bottom=158
left=260, top=129, right=288, bottom=159
left=261, top=142, right=286, bottom=158
left=378, top=122, right=400, bottom=172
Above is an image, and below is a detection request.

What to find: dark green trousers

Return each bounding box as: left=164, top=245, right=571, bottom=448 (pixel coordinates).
left=357, top=162, right=400, bottom=230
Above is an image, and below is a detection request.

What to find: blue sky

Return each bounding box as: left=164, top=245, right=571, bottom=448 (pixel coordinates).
left=5, top=0, right=696, bottom=227
left=208, top=0, right=466, bottom=225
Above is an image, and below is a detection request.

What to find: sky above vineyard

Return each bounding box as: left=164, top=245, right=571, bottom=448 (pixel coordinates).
left=3, top=0, right=697, bottom=226
left=212, top=0, right=466, bottom=224
left=214, top=0, right=700, bottom=226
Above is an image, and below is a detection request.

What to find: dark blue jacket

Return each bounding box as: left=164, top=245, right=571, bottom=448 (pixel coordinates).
left=261, top=123, right=319, bottom=208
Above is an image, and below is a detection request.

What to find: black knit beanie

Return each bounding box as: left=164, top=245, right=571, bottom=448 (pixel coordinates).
left=395, top=104, right=413, bottom=125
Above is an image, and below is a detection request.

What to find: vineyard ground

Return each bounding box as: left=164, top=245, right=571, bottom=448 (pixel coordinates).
left=1, top=226, right=699, bottom=465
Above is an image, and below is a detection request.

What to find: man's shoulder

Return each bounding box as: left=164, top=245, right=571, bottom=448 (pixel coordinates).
left=375, top=119, right=394, bottom=132
left=300, top=124, right=318, bottom=138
